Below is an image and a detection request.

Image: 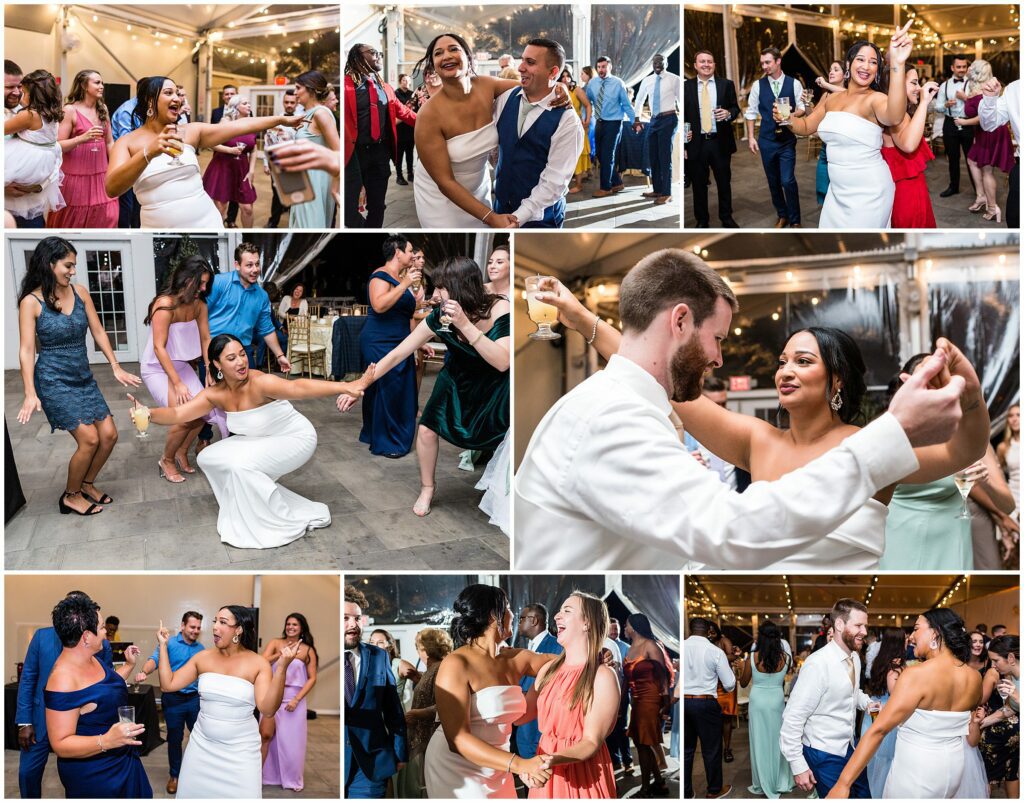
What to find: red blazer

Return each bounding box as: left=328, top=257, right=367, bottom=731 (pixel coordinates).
left=345, top=75, right=417, bottom=165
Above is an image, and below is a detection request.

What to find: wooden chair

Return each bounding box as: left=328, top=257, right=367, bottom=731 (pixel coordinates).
left=285, top=314, right=327, bottom=378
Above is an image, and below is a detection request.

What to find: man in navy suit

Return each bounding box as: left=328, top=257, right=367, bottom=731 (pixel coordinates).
left=17, top=591, right=113, bottom=798
left=515, top=603, right=563, bottom=758
left=344, top=585, right=407, bottom=799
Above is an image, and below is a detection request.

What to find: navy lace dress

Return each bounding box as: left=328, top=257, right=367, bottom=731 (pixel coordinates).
left=31, top=292, right=111, bottom=432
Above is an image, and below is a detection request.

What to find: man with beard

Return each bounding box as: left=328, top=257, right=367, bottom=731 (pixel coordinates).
left=4, top=60, right=22, bottom=117
left=514, top=249, right=970, bottom=570
left=344, top=585, right=407, bottom=799
left=779, top=598, right=873, bottom=798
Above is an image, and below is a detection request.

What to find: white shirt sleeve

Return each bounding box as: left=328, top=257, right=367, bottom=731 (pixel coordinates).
left=793, top=79, right=806, bottom=111
left=566, top=409, right=919, bottom=569
left=512, top=109, right=584, bottom=225
left=633, top=75, right=653, bottom=119
left=745, top=80, right=761, bottom=120
left=779, top=659, right=824, bottom=774
left=979, top=94, right=1008, bottom=131
left=716, top=649, right=736, bottom=692
left=278, top=297, right=291, bottom=317
left=932, top=81, right=949, bottom=114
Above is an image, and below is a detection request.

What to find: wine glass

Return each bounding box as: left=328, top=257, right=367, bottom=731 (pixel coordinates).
left=953, top=468, right=975, bottom=520
left=801, top=88, right=814, bottom=108
left=169, top=122, right=187, bottom=166
left=438, top=307, right=453, bottom=333
left=525, top=276, right=562, bottom=341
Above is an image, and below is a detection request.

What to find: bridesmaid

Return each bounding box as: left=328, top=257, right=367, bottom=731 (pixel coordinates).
left=525, top=592, right=618, bottom=798
left=16, top=236, right=141, bottom=515
left=48, top=70, right=118, bottom=228
left=261, top=613, right=318, bottom=792
left=44, top=593, right=151, bottom=798
left=202, top=95, right=258, bottom=228
left=289, top=70, right=340, bottom=228
left=623, top=614, right=674, bottom=797
left=369, top=628, right=418, bottom=710
left=558, top=68, right=592, bottom=195
left=738, top=621, right=793, bottom=798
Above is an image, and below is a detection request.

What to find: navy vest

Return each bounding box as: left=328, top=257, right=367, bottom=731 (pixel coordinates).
left=493, top=87, right=569, bottom=228
left=757, top=74, right=797, bottom=143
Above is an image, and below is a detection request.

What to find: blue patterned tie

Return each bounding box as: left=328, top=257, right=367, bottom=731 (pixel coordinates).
left=345, top=652, right=355, bottom=705
left=596, top=78, right=606, bottom=119
left=653, top=74, right=661, bottom=117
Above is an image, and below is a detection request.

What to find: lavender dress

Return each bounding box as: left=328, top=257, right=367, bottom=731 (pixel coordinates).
left=262, top=658, right=309, bottom=790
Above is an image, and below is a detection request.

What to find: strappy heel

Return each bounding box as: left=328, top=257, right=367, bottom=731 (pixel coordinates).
left=158, top=459, right=186, bottom=483
left=174, top=456, right=197, bottom=475
left=58, top=491, right=102, bottom=516
left=80, top=481, right=113, bottom=505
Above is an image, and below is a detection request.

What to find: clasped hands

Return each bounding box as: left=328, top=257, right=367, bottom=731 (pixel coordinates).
left=517, top=753, right=554, bottom=788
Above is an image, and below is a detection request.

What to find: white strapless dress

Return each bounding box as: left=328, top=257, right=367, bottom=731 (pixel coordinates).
left=818, top=111, right=894, bottom=229
left=414, top=124, right=498, bottom=228
left=196, top=399, right=330, bottom=548
left=883, top=709, right=987, bottom=799
left=477, top=431, right=510, bottom=535
left=759, top=498, right=889, bottom=570
left=134, top=145, right=224, bottom=228
left=424, top=685, right=526, bottom=798
left=176, top=673, right=262, bottom=798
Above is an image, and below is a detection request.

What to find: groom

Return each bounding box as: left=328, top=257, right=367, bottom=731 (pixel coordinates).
left=779, top=598, right=872, bottom=798
left=492, top=38, right=583, bottom=227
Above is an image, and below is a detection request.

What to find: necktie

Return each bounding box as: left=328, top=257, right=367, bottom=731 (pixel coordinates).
left=367, top=79, right=381, bottom=141
left=771, top=78, right=781, bottom=97
left=345, top=651, right=356, bottom=705
left=701, top=80, right=713, bottom=134
left=517, top=94, right=536, bottom=138
left=652, top=74, right=662, bottom=117
left=596, top=78, right=606, bottom=119
left=844, top=654, right=855, bottom=689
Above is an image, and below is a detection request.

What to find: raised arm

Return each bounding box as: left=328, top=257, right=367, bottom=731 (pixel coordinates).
left=262, top=637, right=282, bottom=663
left=156, top=624, right=201, bottom=692
left=255, top=367, right=373, bottom=401
left=447, top=299, right=511, bottom=372
left=891, top=82, right=939, bottom=153
left=114, top=645, right=142, bottom=681
left=194, top=115, right=299, bottom=151
left=874, top=23, right=912, bottom=128
left=254, top=642, right=300, bottom=716
left=370, top=272, right=419, bottom=315
left=546, top=665, right=620, bottom=766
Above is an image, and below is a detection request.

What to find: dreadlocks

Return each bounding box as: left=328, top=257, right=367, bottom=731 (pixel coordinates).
left=345, top=43, right=380, bottom=86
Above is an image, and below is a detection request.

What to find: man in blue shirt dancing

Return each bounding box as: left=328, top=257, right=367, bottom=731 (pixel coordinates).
left=585, top=56, right=635, bottom=197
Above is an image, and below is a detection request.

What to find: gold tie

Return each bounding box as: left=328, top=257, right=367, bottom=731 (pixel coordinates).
left=701, top=80, right=713, bottom=134
left=844, top=655, right=855, bottom=688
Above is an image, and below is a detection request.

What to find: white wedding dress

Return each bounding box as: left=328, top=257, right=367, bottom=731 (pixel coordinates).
left=759, top=498, right=889, bottom=570
left=414, top=124, right=498, bottom=228
left=818, top=111, right=895, bottom=229
left=424, top=685, right=526, bottom=798
left=196, top=399, right=330, bottom=548
left=176, top=674, right=262, bottom=798
left=883, top=709, right=988, bottom=798
left=476, top=432, right=510, bottom=535
left=134, top=144, right=224, bottom=228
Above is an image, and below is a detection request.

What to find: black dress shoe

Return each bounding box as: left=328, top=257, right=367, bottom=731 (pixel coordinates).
left=696, top=221, right=710, bottom=228
left=396, top=176, right=408, bottom=186
left=940, top=187, right=959, bottom=198
left=720, top=217, right=739, bottom=228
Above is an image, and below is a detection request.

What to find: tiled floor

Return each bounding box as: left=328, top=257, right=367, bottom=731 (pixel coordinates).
left=5, top=366, right=508, bottom=571
left=3, top=713, right=340, bottom=798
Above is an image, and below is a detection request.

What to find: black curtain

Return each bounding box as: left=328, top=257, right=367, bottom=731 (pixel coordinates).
left=349, top=575, right=478, bottom=625
left=621, top=575, right=680, bottom=653
left=794, top=22, right=837, bottom=81
left=736, top=16, right=789, bottom=99
left=684, top=9, right=724, bottom=79
left=502, top=575, right=607, bottom=646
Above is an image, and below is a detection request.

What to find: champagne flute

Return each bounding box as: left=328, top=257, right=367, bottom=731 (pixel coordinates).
left=169, top=122, right=187, bottom=165
left=953, top=468, right=975, bottom=520
left=525, top=276, right=562, bottom=341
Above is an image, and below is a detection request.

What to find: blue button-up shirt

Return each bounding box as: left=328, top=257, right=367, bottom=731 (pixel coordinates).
left=148, top=632, right=205, bottom=694
left=586, top=75, right=636, bottom=124
left=206, top=270, right=275, bottom=344
left=111, top=98, right=141, bottom=140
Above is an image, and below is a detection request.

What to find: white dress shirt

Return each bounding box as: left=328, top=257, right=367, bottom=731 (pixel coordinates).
left=744, top=74, right=806, bottom=120
left=980, top=80, right=1020, bottom=157
left=684, top=635, right=735, bottom=695
left=633, top=71, right=680, bottom=119
left=694, top=77, right=719, bottom=133
left=527, top=631, right=550, bottom=653
left=779, top=639, right=870, bottom=774
left=346, top=647, right=362, bottom=687
left=514, top=354, right=919, bottom=570
left=933, top=77, right=968, bottom=118
left=494, top=86, right=583, bottom=225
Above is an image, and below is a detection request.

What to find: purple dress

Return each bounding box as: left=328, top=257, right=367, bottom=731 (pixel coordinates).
left=966, top=95, right=1017, bottom=173
left=262, top=658, right=309, bottom=791
left=202, top=133, right=258, bottom=203
left=141, top=319, right=228, bottom=438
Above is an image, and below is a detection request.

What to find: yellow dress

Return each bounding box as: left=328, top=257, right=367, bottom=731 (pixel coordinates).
left=570, top=89, right=592, bottom=176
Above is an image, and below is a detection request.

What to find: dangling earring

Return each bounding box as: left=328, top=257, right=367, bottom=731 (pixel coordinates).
left=830, top=389, right=843, bottom=411
left=232, top=634, right=240, bottom=644
left=216, top=370, right=223, bottom=380
left=146, top=105, right=154, bottom=118
left=844, top=69, right=851, bottom=80
left=929, top=638, right=939, bottom=650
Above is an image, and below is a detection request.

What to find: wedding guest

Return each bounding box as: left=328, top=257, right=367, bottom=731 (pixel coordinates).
left=498, top=54, right=519, bottom=80
left=933, top=55, right=975, bottom=198
left=979, top=78, right=1020, bottom=227
left=4, top=69, right=65, bottom=226
left=289, top=71, right=339, bottom=228
left=579, top=66, right=598, bottom=173
left=211, top=84, right=236, bottom=124
left=345, top=585, right=408, bottom=799
left=133, top=611, right=205, bottom=795
left=605, top=618, right=634, bottom=774
left=625, top=613, right=673, bottom=796
left=175, top=85, right=190, bottom=124
left=739, top=620, right=793, bottom=797
left=633, top=53, right=680, bottom=205
left=278, top=282, right=309, bottom=318
left=202, top=94, right=258, bottom=228
left=484, top=245, right=510, bottom=297
left=961, top=60, right=1016, bottom=223
left=110, top=77, right=147, bottom=228
left=979, top=635, right=1020, bottom=799
left=708, top=623, right=738, bottom=766
left=395, top=74, right=416, bottom=186
left=48, top=70, right=118, bottom=228
left=684, top=617, right=734, bottom=799
left=815, top=61, right=846, bottom=204
left=996, top=403, right=1020, bottom=510
left=16, top=237, right=141, bottom=515
left=684, top=50, right=739, bottom=227
left=857, top=627, right=905, bottom=795
left=516, top=604, right=563, bottom=759
left=369, top=629, right=418, bottom=711
left=558, top=68, right=592, bottom=195
left=586, top=56, right=635, bottom=197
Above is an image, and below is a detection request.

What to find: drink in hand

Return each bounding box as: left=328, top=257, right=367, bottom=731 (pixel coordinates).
left=777, top=98, right=792, bottom=124
left=438, top=313, right=453, bottom=333
left=953, top=469, right=975, bottom=519
left=525, top=276, right=562, bottom=341
left=131, top=406, right=151, bottom=439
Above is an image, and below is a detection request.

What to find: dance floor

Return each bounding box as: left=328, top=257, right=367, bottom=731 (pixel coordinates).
left=684, top=136, right=1013, bottom=230
left=2, top=713, right=339, bottom=798
left=4, top=367, right=507, bottom=571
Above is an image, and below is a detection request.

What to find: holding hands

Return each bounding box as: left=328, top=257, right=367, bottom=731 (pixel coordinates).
left=517, top=754, right=553, bottom=788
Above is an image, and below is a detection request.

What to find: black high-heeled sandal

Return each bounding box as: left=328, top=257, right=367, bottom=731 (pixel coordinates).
left=80, top=481, right=113, bottom=505
left=58, top=491, right=102, bottom=516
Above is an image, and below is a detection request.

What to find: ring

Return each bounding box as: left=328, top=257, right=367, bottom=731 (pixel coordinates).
left=122, top=725, right=131, bottom=737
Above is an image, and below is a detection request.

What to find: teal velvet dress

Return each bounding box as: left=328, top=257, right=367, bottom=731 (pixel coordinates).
left=880, top=475, right=973, bottom=569
left=747, top=658, right=793, bottom=798
left=419, top=308, right=509, bottom=449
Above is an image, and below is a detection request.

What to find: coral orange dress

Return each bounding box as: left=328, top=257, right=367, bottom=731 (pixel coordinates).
left=624, top=657, right=665, bottom=746
left=529, top=663, right=616, bottom=799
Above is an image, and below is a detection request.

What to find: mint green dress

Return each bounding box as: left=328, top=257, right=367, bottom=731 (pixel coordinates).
left=288, top=107, right=336, bottom=228
left=747, top=658, right=794, bottom=798
left=880, top=476, right=973, bottom=569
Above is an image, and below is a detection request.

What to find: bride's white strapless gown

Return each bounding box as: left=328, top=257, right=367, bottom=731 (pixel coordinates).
left=818, top=111, right=895, bottom=229
left=414, top=124, right=498, bottom=228
left=134, top=144, right=224, bottom=228
left=176, top=674, right=262, bottom=798
left=424, top=685, right=526, bottom=798
left=196, top=399, right=330, bottom=548
left=759, top=498, right=888, bottom=570
left=883, top=709, right=988, bottom=799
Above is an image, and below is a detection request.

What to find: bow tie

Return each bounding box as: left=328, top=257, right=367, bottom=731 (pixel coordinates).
left=952, top=78, right=964, bottom=83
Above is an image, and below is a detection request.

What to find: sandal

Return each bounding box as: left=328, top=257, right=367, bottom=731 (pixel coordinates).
left=59, top=491, right=102, bottom=516
left=175, top=456, right=197, bottom=475
left=81, top=481, right=113, bottom=505
left=413, top=485, right=435, bottom=517
left=158, top=459, right=186, bottom=484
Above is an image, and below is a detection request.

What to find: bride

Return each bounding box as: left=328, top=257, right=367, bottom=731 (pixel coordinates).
left=128, top=334, right=373, bottom=548
left=425, top=584, right=556, bottom=798
left=784, top=24, right=913, bottom=228
left=157, top=606, right=301, bottom=798
left=531, top=279, right=989, bottom=569
left=826, top=608, right=986, bottom=798
left=106, top=76, right=300, bottom=228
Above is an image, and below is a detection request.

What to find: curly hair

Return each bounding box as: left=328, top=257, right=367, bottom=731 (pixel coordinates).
left=416, top=627, right=454, bottom=662
left=19, top=69, right=64, bottom=124
left=52, top=593, right=101, bottom=648
left=345, top=584, right=368, bottom=610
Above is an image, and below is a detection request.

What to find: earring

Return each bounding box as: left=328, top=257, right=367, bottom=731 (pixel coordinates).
left=232, top=634, right=240, bottom=644
left=146, top=106, right=154, bottom=118
left=216, top=370, right=223, bottom=380
left=929, top=638, right=939, bottom=650
left=830, top=389, right=843, bottom=411
left=844, top=70, right=851, bottom=80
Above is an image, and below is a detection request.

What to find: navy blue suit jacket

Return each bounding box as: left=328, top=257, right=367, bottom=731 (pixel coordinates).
left=516, top=631, right=563, bottom=758
left=345, top=642, right=408, bottom=782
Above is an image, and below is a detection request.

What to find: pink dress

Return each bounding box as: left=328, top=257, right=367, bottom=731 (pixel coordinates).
left=202, top=133, right=258, bottom=204
left=262, top=658, right=309, bottom=791
left=47, top=109, right=118, bottom=228
left=140, top=319, right=228, bottom=438
left=529, top=663, right=616, bottom=799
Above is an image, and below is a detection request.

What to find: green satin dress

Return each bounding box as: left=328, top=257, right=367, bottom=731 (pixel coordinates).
left=747, top=658, right=794, bottom=798
left=420, top=308, right=509, bottom=450
left=879, top=475, right=973, bottom=569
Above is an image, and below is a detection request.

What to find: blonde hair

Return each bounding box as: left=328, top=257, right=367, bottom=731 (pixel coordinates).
left=967, top=59, right=993, bottom=94
left=415, top=627, right=454, bottom=662
left=220, top=93, right=246, bottom=123
left=534, top=592, right=609, bottom=713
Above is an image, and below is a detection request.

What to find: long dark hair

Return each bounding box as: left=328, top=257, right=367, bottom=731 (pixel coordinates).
left=370, top=628, right=398, bottom=660
left=450, top=584, right=508, bottom=648
left=221, top=604, right=258, bottom=652
left=208, top=333, right=245, bottom=380
left=626, top=613, right=675, bottom=683
left=19, top=69, right=63, bottom=123
left=922, top=607, right=971, bottom=663
left=559, top=67, right=577, bottom=90
left=18, top=236, right=77, bottom=312
left=296, top=70, right=332, bottom=102
left=754, top=620, right=789, bottom=675
left=413, top=32, right=476, bottom=80
left=988, top=634, right=1020, bottom=661
left=144, top=255, right=211, bottom=325
left=133, top=76, right=172, bottom=128
left=283, top=612, right=315, bottom=651
left=885, top=352, right=930, bottom=408
left=432, top=257, right=501, bottom=324
left=867, top=627, right=906, bottom=696
left=65, top=70, right=109, bottom=125
left=843, top=41, right=885, bottom=92
left=788, top=326, right=867, bottom=424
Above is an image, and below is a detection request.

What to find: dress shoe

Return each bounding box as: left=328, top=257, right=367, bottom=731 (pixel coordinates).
left=610, top=183, right=625, bottom=193
left=790, top=223, right=802, bottom=228
left=775, top=217, right=789, bottom=228
left=696, top=221, right=710, bottom=228
left=396, top=175, right=408, bottom=186
left=939, top=187, right=959, bottom=198
left=654, top=195, right=672, bottom=205
left=166, top=777, right=178, bottom=795
left=708, top=785, right=732, bottom=799
left=642, top=191, right=659, bottom=198
left=721, top=217, right=739, bottom=228
left=408, top=168, right=414, bottom=180
left=592, top=189, right=614, bottom=198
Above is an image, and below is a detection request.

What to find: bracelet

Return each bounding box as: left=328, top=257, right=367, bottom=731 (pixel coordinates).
left=97, top=735, right=106, bottom=753
left=585, top=314, right=600, bottom=345
left=468, top=330, right=483, bottom=348
left=506, top=754, right=515, bottom=774
left=481, top=209, right=493, bottom=223
left=142, top=145, right=150, bottom=164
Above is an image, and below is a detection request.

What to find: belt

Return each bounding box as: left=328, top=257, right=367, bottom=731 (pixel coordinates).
left=655, top=111, right=678, bottom=118
left=700, top=131, right=718, bottom=140
left=684, top=694, right=716, bottom=700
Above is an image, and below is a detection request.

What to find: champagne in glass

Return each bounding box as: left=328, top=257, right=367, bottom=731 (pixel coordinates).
left=953, top=469, right=975, bottom=520
left=525, top=276, right=562, bottom=341
left=131, top=405, right=151, bottom=440
left=776, top=97, right=792, bottom=125
left=168, top=122, right=187, bottom=165
left=801, top=88, right=813, bottom=108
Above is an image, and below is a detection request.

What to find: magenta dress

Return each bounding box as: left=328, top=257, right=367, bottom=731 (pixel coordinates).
left=47, top=109, right=118, bottom=228
left=202, top=133, right=258, bottom=204
left=262, top=658, right=309, bottom=791
left=140, top=319, right=228, bottom=438
left=966, top=95, right=1017, bottom=173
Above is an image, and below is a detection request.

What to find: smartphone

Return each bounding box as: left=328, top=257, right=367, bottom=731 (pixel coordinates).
left=266, top=140, right=315, bottom=206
